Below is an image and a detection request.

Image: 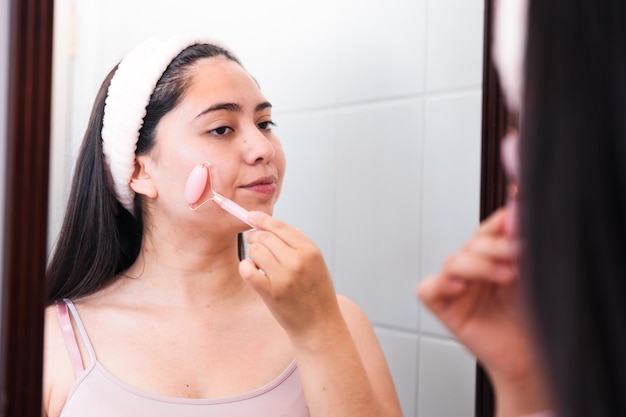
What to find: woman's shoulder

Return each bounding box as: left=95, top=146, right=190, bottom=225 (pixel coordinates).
left=336, top=293, right=364, bottom=315
left=43, top=303, right=68, bottom=360
left=43, top=303, right=78, bottom=417
left=335, top=294, right=374, bottom=338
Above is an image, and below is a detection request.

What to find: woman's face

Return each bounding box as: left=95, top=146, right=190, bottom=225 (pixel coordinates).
left=141, top=56, right=286, bottom=230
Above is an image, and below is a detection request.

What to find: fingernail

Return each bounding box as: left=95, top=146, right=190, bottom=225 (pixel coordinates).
left=247, top=211, right=259, bottom=223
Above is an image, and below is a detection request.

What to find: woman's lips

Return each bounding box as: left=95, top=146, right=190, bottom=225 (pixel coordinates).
left=240, top=176, right=278, bottom=195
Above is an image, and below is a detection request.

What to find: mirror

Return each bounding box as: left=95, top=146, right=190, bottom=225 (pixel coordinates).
left=1, top=0, right=503, bottom=415
left=49, top=1, right=485, bottom=416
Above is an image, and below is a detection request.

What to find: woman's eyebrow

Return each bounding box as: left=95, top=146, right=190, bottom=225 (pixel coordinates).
left=256, top=102, right=272, bottom=112
left=195, top=103, right=241, bottom=119
left=194, top=101, right=272, bottom=119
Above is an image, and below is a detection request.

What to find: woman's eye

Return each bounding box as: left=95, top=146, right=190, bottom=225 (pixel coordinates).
left=208, top=126, right=232, bottom=136
left=258, top=121, right=276, bottom=131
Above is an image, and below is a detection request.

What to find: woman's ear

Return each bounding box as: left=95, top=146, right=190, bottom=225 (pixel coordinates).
left=129, top=155, right=158, bottom=198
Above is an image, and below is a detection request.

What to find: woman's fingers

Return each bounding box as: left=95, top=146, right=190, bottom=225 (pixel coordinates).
left=245, top=213, right=324, bottom=278
left=244, top=229, right=299, bottom=283
left=441, top=208, right=519, bottom=284
left=241, top=213, right=337, bottom=337
left=243, top=213, right=328, bottom=294
left=417, top=250, right=517, bottom=310
left=247, top=211, right=303, bottom=249
left=239, top=258, right=271, bottom=294
left=443, top=250, right=518, bottom=284
left=417, top=273, right=468, bottom=303
left=476, top=207, right=508, bottom=235
left=245, top=229, right=283, bottom=264
left=417, top=208, right=519, bottom=310
left=465, top=234, right=519, bottom=260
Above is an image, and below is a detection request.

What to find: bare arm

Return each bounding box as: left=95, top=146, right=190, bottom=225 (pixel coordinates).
left=240, top=211, right=401, bottom=417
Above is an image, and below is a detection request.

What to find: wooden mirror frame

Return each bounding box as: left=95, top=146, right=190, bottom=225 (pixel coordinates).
left=476, top=0, right=513, bottom=415
left=0, top=0, right=54, bottom=415
left=0, top=0, right=505, bottom=415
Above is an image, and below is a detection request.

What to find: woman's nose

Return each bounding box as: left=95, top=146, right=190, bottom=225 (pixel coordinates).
left=242, top=127, right=275, bottom=164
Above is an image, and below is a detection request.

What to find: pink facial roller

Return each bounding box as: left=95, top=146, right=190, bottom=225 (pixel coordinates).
left=184, top=161, right=255, bottom=229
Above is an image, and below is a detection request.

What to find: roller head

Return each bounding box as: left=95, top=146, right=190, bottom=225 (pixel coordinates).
left=184, top=164, right=209, bottom=204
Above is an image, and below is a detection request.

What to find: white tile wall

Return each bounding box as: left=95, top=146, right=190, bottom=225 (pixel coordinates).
left=52, top=0, right=485, bottom=415
left=337, top=0, right=427, bottom=103
left=49, top=0, right=76, bottom=249
left=418, top=336, right=476, bottom=417
left=425, top=0, right=485, bottom=92
left=334, top=100, right=423, bottom=331
left=272, top=109, right=339, bottom=272
left=420, top=91, right=482, bottom=337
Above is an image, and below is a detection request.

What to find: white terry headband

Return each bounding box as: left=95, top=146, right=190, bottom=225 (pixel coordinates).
left=101, top=34, right=236, bottom=215
left=492, top=0, right=528, bottom=113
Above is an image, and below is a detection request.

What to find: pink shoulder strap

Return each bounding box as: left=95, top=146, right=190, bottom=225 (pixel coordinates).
left=56, top=300, right=94, bottom=378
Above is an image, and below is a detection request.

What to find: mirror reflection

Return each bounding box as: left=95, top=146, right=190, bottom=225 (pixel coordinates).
left=49, top=0, right=485, bottom=415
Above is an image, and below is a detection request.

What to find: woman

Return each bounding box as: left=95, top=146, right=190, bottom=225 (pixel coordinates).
left=43, top=35, right=401, bottom=417
left=419, top=0, right=626, bottom=416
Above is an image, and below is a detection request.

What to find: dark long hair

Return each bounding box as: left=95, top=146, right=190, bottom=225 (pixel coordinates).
left=47, top=43, right=245, bottom=303
left=520, top=0, right=626, bottom=415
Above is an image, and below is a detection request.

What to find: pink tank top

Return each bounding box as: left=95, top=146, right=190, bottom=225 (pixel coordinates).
left=56, top=299, right=310, bottom=417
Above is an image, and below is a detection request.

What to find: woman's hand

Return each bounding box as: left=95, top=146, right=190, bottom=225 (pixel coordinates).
left=418, top=208, right=526, bottom=377
left=417, top=208, right=551, bottom=416
left=239, top=211, right=341, bottom=341
left=240, top=211, right=402, bottom=417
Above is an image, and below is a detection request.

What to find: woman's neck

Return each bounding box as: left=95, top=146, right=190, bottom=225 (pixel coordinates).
left=116, top=230, right=249, bottom=308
